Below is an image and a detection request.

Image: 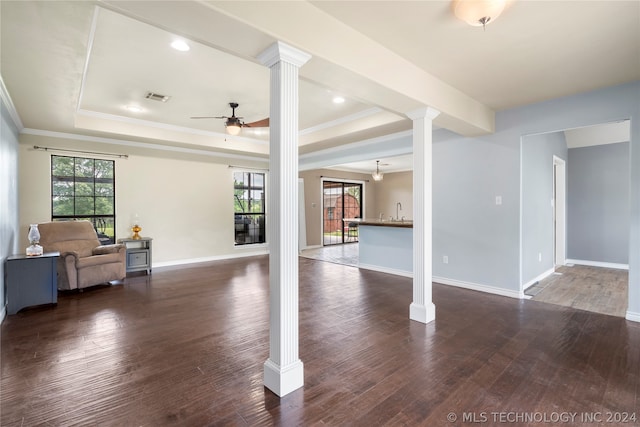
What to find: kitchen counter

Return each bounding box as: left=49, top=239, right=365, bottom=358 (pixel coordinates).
left=350, top=219, right=413, bottom=277
left=343, top=218, right=413, bottom=228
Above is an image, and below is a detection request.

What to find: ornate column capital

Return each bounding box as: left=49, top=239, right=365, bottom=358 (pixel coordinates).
left=258, top=41, right=311, bottom=68
left=406, top=107, right=441, bottom=121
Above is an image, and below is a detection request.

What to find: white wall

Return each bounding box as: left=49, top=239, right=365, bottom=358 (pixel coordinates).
left=18, top=133, right=268, bottom=267
left=1, top=92, right=20, bottom=321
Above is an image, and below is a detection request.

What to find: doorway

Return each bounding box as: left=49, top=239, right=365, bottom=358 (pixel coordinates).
left=322, top=180, right=362, bottom=246
left=522, top=121, right=630, bottom=318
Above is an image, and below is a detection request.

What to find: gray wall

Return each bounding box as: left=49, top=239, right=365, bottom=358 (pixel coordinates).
left=432, top=81, right=639, bottom=309
left=567, top=142, right=630, bottom=264
left=1, top=94, right=20, bottom=320
left=521, top=131, right=568, bottom=284
left=433, top=130, right=520, bottom=289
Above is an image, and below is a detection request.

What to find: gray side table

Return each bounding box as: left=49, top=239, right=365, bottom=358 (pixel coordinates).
left=5, top=252, right=59, bottom=315
left=117, top=237, right=152, bottom=275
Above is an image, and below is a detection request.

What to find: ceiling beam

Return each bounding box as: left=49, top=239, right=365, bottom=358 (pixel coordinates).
left=102, top=0, right=495, bottom=137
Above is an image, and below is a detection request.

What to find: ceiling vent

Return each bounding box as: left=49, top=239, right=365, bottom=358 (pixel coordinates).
left=145, top=92, right=171, bottom=102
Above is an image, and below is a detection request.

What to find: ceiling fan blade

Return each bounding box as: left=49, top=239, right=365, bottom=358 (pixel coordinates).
left=190, top=115, right=229, bottom=119
left=244, top=117, right=270, bottom=128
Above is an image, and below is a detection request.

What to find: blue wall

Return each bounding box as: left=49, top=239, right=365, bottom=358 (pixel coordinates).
left=1, top=93, right=21, bottom=320
left=567, top=142, right=630, bottom=264
left=432, top=81, right=639, bottom=318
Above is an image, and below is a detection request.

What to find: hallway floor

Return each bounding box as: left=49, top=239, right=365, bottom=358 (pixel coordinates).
left=300, top=243, right=359, bottom=267
left=528, top=265, right=628, bottom=317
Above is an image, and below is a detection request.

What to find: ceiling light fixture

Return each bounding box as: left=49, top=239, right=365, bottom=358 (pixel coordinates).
left=453, top=0, right=506, bottom=30
left=372, top=160, right=384, bottom=181
left=333, top=96, right=345, bottom=104
left=171, top=40, right=190, bottom=52
left=124, top=105, right=143, bottom=113
left=225, top=120, right=242, bottom=136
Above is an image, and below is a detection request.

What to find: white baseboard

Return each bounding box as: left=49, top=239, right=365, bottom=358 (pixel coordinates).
left=301, top=245, right=322, bottom=251
left=522, top=267, right=555, bottom=291
left=565, top=259, right=629, bottom=270
left=626, top=311, right=640, bottom=323
left=358, top=263, right=413, bottom=278
left=154, top=248, right=269, bottom=269
left=433, top=276, right=521, bottom=299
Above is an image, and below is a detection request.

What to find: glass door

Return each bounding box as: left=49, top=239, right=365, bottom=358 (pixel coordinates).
left=322, top=181, right=362, bottom=245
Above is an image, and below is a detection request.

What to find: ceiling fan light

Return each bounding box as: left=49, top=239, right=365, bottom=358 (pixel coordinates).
left=453, top=0, right=505, bottom=27
left=226, top=123, right=242, bottom=136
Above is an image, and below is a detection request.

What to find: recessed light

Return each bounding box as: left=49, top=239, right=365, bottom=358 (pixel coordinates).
left=125, top=105, right=143, bottom=113
left=171, top=40, right=190, bottom=52
left=332, top=96, right=345, bottom=104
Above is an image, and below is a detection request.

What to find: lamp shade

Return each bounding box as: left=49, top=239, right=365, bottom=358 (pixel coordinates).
left=453, top=0, right=506, bottom=27
left=226, top=122, right=242, bottom=136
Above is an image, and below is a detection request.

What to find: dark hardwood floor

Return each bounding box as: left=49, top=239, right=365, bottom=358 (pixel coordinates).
left=2, top=256, right=639, bottom=426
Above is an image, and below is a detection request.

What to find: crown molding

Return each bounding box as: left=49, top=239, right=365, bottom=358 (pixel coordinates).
left=299, top=130, right=412, bottom=171
left=0, top=73, right=24, bottom=131
left=299, top=107, right=383, bottom=136
left=20, top=128, right=269, bottom=163
left=75, top=109, right=268, bottom=145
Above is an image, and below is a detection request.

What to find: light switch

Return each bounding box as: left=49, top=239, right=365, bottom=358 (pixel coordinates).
left=495, top=196, right=502, bottom=205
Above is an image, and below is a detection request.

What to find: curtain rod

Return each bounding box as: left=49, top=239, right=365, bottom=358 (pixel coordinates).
left=33, top=145, right=128, bottom=159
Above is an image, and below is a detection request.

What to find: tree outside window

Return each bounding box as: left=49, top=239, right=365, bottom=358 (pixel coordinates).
left=51, top=155, right=116, bottom=244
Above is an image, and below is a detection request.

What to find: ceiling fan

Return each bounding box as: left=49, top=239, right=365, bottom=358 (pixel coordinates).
left=191, top=102, right=269, bottom=136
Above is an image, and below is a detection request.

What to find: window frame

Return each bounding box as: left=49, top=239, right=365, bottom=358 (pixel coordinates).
left=233, top=171, right=266, bottom=246
left=50, top=155, right=116, bottom=244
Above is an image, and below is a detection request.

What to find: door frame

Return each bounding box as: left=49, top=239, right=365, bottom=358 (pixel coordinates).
left=553, top=155, right=566, bottom=268
left=320, top=177, right=365, bottom=246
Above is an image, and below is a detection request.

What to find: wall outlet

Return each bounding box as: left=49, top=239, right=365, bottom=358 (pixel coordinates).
left=495, top=196, right=502, bottom=205
left=538, top=253, right=542, bottom=262
left=443, top=255, right=449, bottom=264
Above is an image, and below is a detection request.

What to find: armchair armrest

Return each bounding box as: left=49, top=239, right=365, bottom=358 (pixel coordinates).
left=93, top=244, right=126, bottom=255
left=60, top=251, right=80, bottom=290
left=61, top=251, right=80, bottom=262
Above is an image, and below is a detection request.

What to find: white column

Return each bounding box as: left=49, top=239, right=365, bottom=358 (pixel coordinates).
left=407, top=107, right=440, bottom=324
left=258, top=41, right=311, bottom=397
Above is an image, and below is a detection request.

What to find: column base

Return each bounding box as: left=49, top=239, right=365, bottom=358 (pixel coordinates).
left=264, top=358, right=304, bottom=397
left=410, top=302, right=436, bottom=324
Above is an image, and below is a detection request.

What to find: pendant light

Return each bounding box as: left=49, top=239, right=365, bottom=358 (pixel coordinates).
left=372, top=160, right=384, bottom=181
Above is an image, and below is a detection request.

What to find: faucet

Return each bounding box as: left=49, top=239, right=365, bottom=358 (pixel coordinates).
left=379, top=212, right=384, bottom=221
left=396, top=202, right=402, bottom=220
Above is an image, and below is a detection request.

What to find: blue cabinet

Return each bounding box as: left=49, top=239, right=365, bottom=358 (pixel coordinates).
left=5, top=252, right=59, bottom=315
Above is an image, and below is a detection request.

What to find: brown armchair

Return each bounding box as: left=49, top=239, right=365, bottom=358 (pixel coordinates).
left=37, top=221, right=126, bottom=290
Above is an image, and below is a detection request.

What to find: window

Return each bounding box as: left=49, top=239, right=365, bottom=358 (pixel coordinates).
left=233, top=171, right=265, bottom=245
left=51, top=155, right=116, bottom=244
